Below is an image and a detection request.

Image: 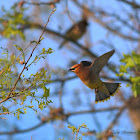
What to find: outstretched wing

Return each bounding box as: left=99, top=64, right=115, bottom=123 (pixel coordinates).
left=90, top=49, right=115, bottom=74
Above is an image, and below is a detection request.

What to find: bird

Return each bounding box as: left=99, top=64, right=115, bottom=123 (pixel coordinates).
left=68, top=49, right=121, bottom=103
left=59, top=19, right=88, bottom=49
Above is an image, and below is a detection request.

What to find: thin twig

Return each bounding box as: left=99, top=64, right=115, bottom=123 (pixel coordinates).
left=0, top=106, right=126, bottom=135
left=95, top=9, right=140, bottom=34
left=0, top=112, right=9, bottom=115
left=73, top=0, right=139, bottom=42
left=0, top=74, right=131, bottom=94
left=19, top=23, right=137, bottom=77
left=106, top=106, right=126, bottom=131
left=0, top=8, right=55, bottom=104
left=66, top=106, right=126, bottom=117
left=24, top=0, right=60, bottom=6
left=65, top=0, right=75, bottom=23
left=0, top=41, right=34, bottom=76
left=59, top=82, right=64, bottom=108
left=0, top=122, right=45, bottom=135
left=117, top=0, right=140, bottom=9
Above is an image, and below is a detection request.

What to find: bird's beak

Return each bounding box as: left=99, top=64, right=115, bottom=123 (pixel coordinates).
left=68, top=68, right=72, bottom=71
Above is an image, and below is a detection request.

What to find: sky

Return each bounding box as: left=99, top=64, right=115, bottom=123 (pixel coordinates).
left=0, top=0, right=138, bottom=140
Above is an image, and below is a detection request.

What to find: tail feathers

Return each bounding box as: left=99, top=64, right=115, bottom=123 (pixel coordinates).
left=95, top=82, right=121, bottom=104
left=59, top=40, right=67, bottom=49
left=104, top=82, right=120, bottom=96
left=95, top=90, right=110, bottom=103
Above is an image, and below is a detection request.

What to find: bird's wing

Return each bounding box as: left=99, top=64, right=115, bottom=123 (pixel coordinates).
left=90, top=49, right=115, bottom=74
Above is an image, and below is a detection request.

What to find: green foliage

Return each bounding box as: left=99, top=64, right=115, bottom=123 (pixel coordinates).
left=0, top=45, right=53, bottom=117
left=27, top=47, right=53, bottom=67
left=13, top=107, right=26, bottom=119
left=0, top=4, right=29, bottom=39
left=0, top=48, right=15, bottom=92
left=68, top=123, right=89, bottom=140
left=14, top=45, right=25, bottom=62
left=0, top=3, right=54, bottom=118
left=120, top=52, right=140, bottom=69
left=117, top=51, right=140, bottom=97
left=0, top=106, right=9, bottom=112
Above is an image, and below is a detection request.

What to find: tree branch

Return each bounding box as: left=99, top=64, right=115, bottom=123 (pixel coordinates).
left=66, top=106, right=126, bottom=117
left=0, top=8, right=55, bottom=104
left=19, top=23, right=124, bottom=76
left=106, top=106, right=126, bottom=131
left=0, top=112, right=9, bottom=115
left=0, top=106, right=126, bottom=135
left=24, top=0, right=60, bottom=6
left=0, top=122, right=45, bottom=135
left=117, top=0, right=140, bottom=9
left=73, top=0, right=139, bottom=42
left=20, top=23, right=97, bottom=58
left=95, top=9, right=140, bottom=34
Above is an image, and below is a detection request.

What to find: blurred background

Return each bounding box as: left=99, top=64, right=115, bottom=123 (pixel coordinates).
left=0, top=0, right=140, bottom=140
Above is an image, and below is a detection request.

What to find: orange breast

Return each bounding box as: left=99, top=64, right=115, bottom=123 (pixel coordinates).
left=80, top=71, right=102, bottom=89
left=75, top=66, right=103, bottom=89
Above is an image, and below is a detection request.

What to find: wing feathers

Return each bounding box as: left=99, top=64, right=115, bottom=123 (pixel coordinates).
left=91, top=49, right=115, bottom=74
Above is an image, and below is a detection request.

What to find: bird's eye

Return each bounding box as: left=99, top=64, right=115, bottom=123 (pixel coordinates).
left=70, top=68, right=76, bottom=71
left=69, top=66, right=79, bottom=71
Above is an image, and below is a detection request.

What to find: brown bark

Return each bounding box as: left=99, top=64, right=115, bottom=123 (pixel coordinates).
left=128, top=96, right=140, bottom=140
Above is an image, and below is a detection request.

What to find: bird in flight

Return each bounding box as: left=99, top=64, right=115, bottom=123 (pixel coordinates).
left=68, top=49, right=120, bottom=103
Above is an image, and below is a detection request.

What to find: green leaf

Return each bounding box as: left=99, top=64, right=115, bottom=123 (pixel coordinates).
left=119, top=65, right=127, bottom=73
left=126, top=83, right=130, bottom=87
left=0, top=106, right=9, bottom=112
left=80, top=123, right=88, bottom=129
left=14, top=45, right=23, bottom=52
left=116, top=73, right=124, bottom=77
left=133, top=90, right=137, bottom=97
left=132, top=83, right=140, bottom=97
left=42, top=48, right=46, bottom=53
left=23, top=108, right=27, bottom=114
left=130, top=76, right=140, bottom=83
left=120, top=54, right=135, bottom=68
left=38, top=101, right=44, bottom=110
left=68, top=124, right=77, bottom=133
left=132, top=51, right=140, bottom=65
left=43, top=86, right=50, bottom=100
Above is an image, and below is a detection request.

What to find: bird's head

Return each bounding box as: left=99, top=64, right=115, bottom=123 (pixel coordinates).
left=68, top=61, right=92, bottom=73
left=68, top=64, right=80, bottom=73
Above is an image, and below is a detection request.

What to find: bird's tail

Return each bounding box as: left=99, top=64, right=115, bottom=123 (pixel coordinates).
left=95, top=82, right=121, bottom=103
left=59, top=40, right=67, bottom=49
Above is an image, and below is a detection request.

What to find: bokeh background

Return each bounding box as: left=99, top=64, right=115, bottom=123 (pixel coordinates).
left=0, top=0, right=140, bottom=140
